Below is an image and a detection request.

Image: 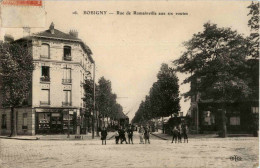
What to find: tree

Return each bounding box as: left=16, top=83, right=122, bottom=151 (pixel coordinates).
left=247, top=1, right=259, bottom=59
left=155, top=64, right=180, bottom=117
left=132, top=63, right=180, bottom=124
left=96, top=77, right=112, bottom=126
left=173, top=23, right=250, bottom=137
left=0, top=42, right=34, bottom=137
left=82, top=78, right=95, bottom=133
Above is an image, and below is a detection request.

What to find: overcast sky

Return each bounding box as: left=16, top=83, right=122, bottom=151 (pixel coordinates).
left=0, top=1, right=252, bottom=120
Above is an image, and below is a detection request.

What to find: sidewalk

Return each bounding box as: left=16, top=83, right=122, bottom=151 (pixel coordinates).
left=151, top=130, right=254, bottom=140
left=0, top=132, right=115, bottom=141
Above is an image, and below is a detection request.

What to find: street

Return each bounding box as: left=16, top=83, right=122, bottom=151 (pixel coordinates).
left=0, top=133, right=258, bottom=168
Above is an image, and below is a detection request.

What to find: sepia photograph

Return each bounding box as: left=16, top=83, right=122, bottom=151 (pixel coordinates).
left=0, top=0, right=259, bottom=167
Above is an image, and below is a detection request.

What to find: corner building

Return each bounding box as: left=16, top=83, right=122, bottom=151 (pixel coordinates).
left=0, top=23, right=94, bottom=135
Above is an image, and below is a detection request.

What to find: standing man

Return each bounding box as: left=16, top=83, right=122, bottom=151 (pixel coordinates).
left=172, top=126, right=178, bottom=143
left=127, top=125, right=134, bottom=144
left=144, top=126, right=150, bottom=144
left=119, top=126, right=128, bottom=144
left=101, top=127, right=107, bottom=145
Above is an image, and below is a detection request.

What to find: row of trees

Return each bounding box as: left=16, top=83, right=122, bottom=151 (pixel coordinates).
left=83, top=76, right=125, bottom=129
left=173, top=2, right=259, bottom=137
left=132, top=63, right=180, bottom=124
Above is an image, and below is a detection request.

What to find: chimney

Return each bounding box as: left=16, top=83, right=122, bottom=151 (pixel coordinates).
left=49, top=22, right=55, bottom=34
left=69, top=30, right=78, bottom=38
left=4, top=34, right=14, bottom=43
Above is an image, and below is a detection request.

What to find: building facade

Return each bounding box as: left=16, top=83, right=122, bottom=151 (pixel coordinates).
left=0, top=23, right=94, bottom=135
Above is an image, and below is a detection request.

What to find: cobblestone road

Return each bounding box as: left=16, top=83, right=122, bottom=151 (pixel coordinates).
left=0, top=133, right=258, bottom=168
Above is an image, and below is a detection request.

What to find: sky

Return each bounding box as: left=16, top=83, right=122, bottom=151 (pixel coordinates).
left=0, top=1, right=252, bottom=120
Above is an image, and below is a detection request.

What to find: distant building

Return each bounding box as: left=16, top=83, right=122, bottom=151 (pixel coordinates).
left=188, top=59, right=259, bottom=135
left=0, top=23, right=94, bottom=135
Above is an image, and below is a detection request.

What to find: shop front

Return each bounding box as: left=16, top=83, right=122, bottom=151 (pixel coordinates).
left=35, top=108, right=78, bottom=134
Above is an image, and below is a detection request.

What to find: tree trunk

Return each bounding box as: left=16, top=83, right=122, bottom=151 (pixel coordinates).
left=221, top=108, right=227, bottom=138
left=10, top=107, right=17, bottom=137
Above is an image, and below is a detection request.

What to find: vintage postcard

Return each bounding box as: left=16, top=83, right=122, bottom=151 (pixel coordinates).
left=0, top=0, right=259, bottom=168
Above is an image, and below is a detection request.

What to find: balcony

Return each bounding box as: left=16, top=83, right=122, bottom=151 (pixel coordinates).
left=62, top=79, right=72, bottom=84
left=62, top=102, right=72, bottom=106
left=40, top=101, right=50, bottom=105
left=40, top=76, right=50, bottom=82
left=64, top=55, right=72, bottom=61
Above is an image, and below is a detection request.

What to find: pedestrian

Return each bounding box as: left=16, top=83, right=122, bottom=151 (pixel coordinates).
left=139, top=125, right=144, bottom=144
left=119, top=127, right=128, bottom=144
left=101, top=127, right=107, bottom=145
left=171, top=126, right=178, bottom=143
left=183, top=125, right=188, bottom=143
left=177, top=126, right=182, bottom=143
left=144, top=126, right=150, bottom=144
left=115, top=129, right=120, bottom=144
left=127, top=125, right=134, bottom=144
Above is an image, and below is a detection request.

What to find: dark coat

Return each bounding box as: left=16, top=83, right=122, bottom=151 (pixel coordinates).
left=101, top=130, right=107, bottom=140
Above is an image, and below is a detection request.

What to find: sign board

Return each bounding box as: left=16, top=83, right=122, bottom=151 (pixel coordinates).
left=69, top=110, right=74, bottom=115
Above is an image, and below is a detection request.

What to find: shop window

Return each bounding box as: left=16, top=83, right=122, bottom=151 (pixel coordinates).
left=1, top=114, right=7, bottom=129
left=22, top=113, right=28, bottom=129
left=41, top=66, right=50, bottom=82
left=252, top=107, right=259, bottom=114
left=63, top=90, right=72, bottom=106
left=38, top=113, right=50, bottom=130
left=230, top=117, right=240, bottom=126
left=40, top=44, right=50, bottom=58
left=40, top=89, right=50, bottom=105
left=63, top=68, right=72, bottom=83
left=64, top=46, right=71, bottom=61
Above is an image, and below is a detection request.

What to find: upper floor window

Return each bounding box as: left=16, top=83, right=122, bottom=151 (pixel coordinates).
left=63, top=68, right=72, bottom=83
left=40, top=89, right=50, bottom=105
left=63, top=90, right=72, bottom=106
left=64, top=46, right=71, bottom=61
left=41, top=44, right=50, bottom=59
left=41, top=66, right=50, bottom=82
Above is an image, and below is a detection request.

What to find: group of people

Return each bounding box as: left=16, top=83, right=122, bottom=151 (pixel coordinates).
left=101, top=125, right=152, bottom=145
left=138, top=125, right=151, bottom=144
left=171, top=125, right=188, bottom=143
left=114, top=125, right=134, bottom=144
left=100, top=124, right=189, bottom=145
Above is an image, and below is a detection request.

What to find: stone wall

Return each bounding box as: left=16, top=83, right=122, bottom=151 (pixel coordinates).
left=0, top=107, right=34, bottom=135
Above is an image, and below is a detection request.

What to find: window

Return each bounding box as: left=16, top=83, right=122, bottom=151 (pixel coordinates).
left=22, top=113, right=28, bottom=129
left=63, top=90, right=72, bottom=106
left=252, top=107, right=259, bottom=114
left=230, top=117, right=240, bottom=126
left=40, top=89, right=50, bottom=105
left=41, top=66, right=50, bottom=82
left=64, top=46, right=71, bottom=61
left=1, top=114, right=7, bottom=129
left=40, top=44, right=50, bottom=58
left=63, top=68, right=72, bottom=83
left=203, top=111, right=215, bottom=125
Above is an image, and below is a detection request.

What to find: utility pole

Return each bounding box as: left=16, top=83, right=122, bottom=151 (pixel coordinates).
left=92, top=62, right=96, bottom=139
